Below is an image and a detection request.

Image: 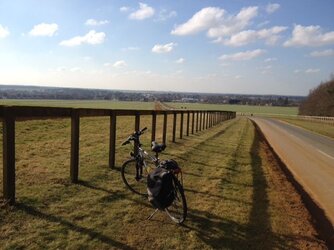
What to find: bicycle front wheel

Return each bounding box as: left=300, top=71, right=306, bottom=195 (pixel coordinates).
left=165, top=177, right=187, bottom=224
left=121, top=159, right=154, bottom=196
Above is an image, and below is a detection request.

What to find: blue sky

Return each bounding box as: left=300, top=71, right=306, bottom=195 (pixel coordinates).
left=0, top=0, right=334, bottom=95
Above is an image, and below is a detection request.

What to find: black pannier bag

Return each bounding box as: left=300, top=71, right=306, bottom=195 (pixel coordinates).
left=159, top=159, right=181, bottom=174
left=147, top=167, right=175, bottom=210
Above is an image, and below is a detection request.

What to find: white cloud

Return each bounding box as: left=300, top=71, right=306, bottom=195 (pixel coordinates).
left=121, top=46, right=140, bottom=51
left=223, top=26, right=287, bottom=46
left=305, top=68, right=320, bottom=73
left=59, top=30, right=106, bottom=46
left=264, top=57, right=277, bottom=62
left=257, top=26, right=288, bottom=44
left=175, top=58, right=185, bottom=64
left=207, top=6, right=258, bottom=38
left=113, top=60, right=127, bottom=68
left=284, top=25, right=334, bottom=47
left=120, top=6, right=130, bottom=12
left=171, top=5, right=259, bottom=46
left=129, top=3, right=155, bottom=20
left=219, top=49, right=265, bottom=61
left=85, top=19, right=109, bottom=26
left=29, top=23, right=58, bottom=37
left=156, top=9, right=177, bottom=21
left=294, top=69, right=301, bottom=74
left=266, top=3, right=280, bottom=14
left=171, top=7, right=225, bottom=36
left=310, top=49, right=334, bottom=57
left=0, top=24, right=10, bottom=38
left=152, top=42, right=177, bottom=53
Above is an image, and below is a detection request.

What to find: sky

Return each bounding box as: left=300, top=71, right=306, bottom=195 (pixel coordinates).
left=0, top=0, right=334, bottom=96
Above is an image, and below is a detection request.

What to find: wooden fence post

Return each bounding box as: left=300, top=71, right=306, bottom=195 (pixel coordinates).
left=206, top=112, right=209, bottom=129
left=202, top=111, right=206, bottom=130
left=71, top=110, right=80, bottom=183
left=151, top=112, right=157, bottom=142
left=163, top=112, right=167, bottom=144
left=186, top=111, right=190, bottom=136
left=210, top=112, right=213, bottom=127
left=109, top=111, right=117, bottom=169
left=199, top=111, right=202, bottom=131
left=196, top=111, right=199, bottom=132
left=191, top=112, right=195, bottom=134
left=134, top=113, right=140, bottom=154
left=180, top=112, right=184, bottom=139
left=3, top=108, right=16, bottom=205
left=172, top=112, right=177, bottom=142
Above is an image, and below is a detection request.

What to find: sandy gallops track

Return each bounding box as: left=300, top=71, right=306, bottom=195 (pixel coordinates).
left=250, top=117, right=334, bottom=247
left=154, top=101, right=174, bottom=111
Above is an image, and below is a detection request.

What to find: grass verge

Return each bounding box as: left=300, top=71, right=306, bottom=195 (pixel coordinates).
left=0, top=117, right=326, bottom=249
left=278, top=118, right=334, bottom=139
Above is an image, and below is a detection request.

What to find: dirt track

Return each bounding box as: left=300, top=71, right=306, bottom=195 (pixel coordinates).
left=251, top=117, right=334, bottom=245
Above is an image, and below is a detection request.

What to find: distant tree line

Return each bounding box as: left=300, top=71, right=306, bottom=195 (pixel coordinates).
left=0, top=85, right=304, bottom=107
left=299, top=78, right=334, bottom=117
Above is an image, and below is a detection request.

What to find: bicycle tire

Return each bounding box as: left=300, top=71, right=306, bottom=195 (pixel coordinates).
left=121, top=159, right=154, bottom=196
left=165, top=177, right=187, bottom=224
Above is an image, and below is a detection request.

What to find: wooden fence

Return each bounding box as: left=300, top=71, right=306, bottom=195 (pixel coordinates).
left=297, top=115, right=334, bottom=126
left=0, top=105, right=236, bottom=205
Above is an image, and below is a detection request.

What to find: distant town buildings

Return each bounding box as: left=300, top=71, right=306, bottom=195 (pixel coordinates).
left=0, top=85, right=304, bottom=107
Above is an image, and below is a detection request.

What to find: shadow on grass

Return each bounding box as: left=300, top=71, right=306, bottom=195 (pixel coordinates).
left=77, top=180, right=152, bottom=209
left=180, top=121, right=316, bottom=249
left=183, top=207, right=317, bottom=250
left=16, top=203, right=134, bottom=249
left=245, top=125, right=274, bottom=249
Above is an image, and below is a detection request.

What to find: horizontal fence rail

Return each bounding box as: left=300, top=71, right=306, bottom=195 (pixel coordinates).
left=297, top=115, right=334, bottom=126
left=0, top=105, right=236, bottom=205
left=240, top=112, right=334, bottom=126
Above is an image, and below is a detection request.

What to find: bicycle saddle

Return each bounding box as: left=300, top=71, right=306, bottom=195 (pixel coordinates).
left=151, top=141, right=166, bottom=153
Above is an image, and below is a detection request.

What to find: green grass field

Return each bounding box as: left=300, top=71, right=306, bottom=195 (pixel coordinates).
left=0, top=99, right=298, bottom=116
left=0, top=116, right=325, bottom=249
left=0, top=99, right=154, bottom=110
left=168, top=102, right=299, bottom=116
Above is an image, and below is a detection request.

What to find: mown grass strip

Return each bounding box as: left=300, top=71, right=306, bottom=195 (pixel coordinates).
left=278, top=117, right=334, bottom=139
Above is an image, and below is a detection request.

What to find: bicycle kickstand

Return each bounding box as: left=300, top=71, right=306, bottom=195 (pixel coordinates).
left=147, top=208, right=159, bottom=220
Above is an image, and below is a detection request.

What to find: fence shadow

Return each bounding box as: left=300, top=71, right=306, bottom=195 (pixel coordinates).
left=16, top=203, right=134, bottom=249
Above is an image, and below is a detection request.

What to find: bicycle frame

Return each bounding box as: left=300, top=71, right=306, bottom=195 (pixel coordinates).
left=132, top=144, right=160, bottom=181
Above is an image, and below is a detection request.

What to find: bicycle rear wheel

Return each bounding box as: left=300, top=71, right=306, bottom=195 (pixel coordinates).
left=121, top=159, right=155, bottom=196
left=165, top=177, right=187, bottom=224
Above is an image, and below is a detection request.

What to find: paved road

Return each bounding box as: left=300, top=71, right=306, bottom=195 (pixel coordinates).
left=250, top=117, right=334, bottom=226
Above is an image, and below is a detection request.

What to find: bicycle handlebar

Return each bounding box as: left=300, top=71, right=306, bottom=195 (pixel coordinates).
left=121, top=127, right=147, bottom=146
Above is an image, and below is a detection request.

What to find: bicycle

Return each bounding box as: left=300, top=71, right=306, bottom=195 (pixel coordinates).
left=121, top=127, right=187, bottom=224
